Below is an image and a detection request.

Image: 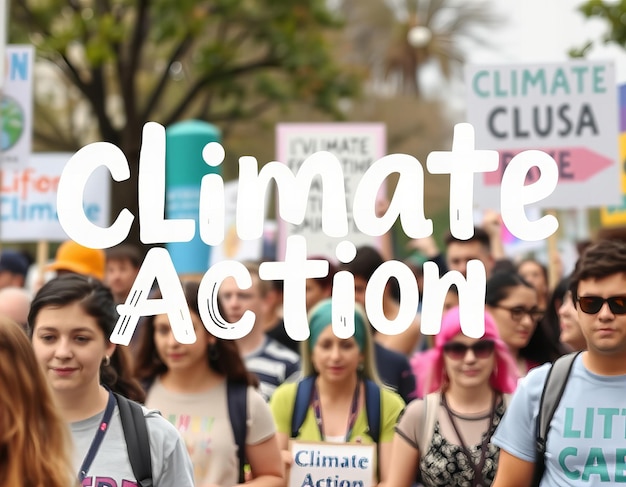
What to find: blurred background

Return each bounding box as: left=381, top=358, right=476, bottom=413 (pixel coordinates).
left=4, top=0, right=626, bottom=265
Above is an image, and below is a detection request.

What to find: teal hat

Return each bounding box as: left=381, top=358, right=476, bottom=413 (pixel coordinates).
left=308, top=299, right=366, bottom=351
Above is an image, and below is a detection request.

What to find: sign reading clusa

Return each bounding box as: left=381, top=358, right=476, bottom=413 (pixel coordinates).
left=466, top=60, right=620, bottom=210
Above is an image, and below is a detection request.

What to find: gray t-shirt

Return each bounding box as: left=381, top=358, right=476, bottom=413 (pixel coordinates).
left=492, top=354, right=626, bottom=486
left=71, top=403, right=194, bottom=487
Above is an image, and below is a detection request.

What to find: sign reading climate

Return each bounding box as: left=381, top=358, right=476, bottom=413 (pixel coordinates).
left=55, top=117, right=574, bottom=345
left=466, top=60, right=620, bottom=210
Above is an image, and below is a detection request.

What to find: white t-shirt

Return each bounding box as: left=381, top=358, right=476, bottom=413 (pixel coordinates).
left=71, top=403, right=194, bottom=487
left=492, top=354, right=626, bottom=486
left=146, top=378, right=276, bottom=487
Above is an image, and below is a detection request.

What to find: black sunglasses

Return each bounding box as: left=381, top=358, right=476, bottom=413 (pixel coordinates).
left=442, top=340, right=495, bottom=360
left=577, top=295, right=626, bottom=315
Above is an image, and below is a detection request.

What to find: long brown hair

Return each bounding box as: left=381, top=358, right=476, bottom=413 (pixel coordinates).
left=134, top=280, right=258, bottom=387
left=28, top=274, right=146, bottom=402
left=0, top=317, right=75, bottom=487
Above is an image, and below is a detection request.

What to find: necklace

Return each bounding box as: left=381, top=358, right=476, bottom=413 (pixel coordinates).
left=442, top=392, right=497, bottom=487
left=311, top=379, right=361, bottom=442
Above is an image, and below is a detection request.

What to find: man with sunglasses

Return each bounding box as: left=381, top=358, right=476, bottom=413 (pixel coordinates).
left=492, top=239, right=626, bottom=487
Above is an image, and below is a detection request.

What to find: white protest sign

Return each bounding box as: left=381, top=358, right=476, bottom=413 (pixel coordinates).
left=466, top=60, right=620, bottom=210
left=289, top=441, right=375, bottom=487
left=1, top=153, right=110, bottom=242
left=209, top=180, right=267, bottom=265
left=1, top=45, right=34, bottom=166
left=275, top=123, right=386, bottom=260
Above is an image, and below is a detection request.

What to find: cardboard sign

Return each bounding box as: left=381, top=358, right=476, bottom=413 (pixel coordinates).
left=466, top=60, right=620, bottom=210
left=289, top=441, right=375, bottom=487
left=275, top=123, right=386, bottom=260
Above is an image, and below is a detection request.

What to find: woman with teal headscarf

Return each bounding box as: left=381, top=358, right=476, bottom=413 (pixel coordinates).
left=269, top=298, right=405, bottom=485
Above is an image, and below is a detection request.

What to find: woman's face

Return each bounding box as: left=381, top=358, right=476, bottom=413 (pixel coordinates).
left=487, top=284, right=540, bottom=352
left=518, top=260, right=548, bottom=300
left=311, top=325, right=363, bottom=383
left=442, top=333, right=495, bottom=390
left=558, top=291, right=586, bottom=351
left=153, top=311, right=213, bottom=373
left=32, top=302, right=115, bottom=395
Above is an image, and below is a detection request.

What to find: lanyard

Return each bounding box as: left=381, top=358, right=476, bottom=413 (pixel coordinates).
left=442, top=392, right=497, bottom=487
left=311, top=379, right=361, bottom=442
left=78, top=389, right=116, bottom=483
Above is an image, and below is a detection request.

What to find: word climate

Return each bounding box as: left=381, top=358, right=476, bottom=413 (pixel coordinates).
left=56, top=122, right=560, bottom=344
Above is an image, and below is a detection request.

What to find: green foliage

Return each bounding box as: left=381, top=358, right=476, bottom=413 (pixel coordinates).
left=10, top=0, right=361, bottom=147
left=577, top=0, right=626, bottom=48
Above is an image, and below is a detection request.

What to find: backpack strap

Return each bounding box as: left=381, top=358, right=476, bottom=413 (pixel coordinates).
left=291, top=377, right=381, bottom=442
left=531, top=351, right=581, bottom=487
left=420, top=392, right=441, bottom=453
left=291, top=376, right=316, bottom=438
left=363, top=379, right=381, bottom=444
left=226, top=381, right=248, bottom=484
left=114, top=393, right=153, bottom=487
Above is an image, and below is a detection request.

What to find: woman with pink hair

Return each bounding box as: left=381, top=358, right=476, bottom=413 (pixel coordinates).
left=382, top=306, right=518, bottom=487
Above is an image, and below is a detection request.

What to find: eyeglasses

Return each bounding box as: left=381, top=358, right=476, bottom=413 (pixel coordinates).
left=442, top=340, right=495, bottom=360
left=577, top=295, right=626, bottom=315
left=492, top=305, right=544, bottom=322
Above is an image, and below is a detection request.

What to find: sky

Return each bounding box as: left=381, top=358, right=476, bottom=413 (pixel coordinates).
left=468, top=0, right=626, bottom=80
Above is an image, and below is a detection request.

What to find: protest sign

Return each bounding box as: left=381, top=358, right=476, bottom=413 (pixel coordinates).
left=275, top=123, right=386, bottom=260
left=1, top=153, right=110, bottom=242
left=1, top=45, right=33, bottom=166
left=289, top=441, right=375, bottom=487
left=601, top=83, right=626, bottom=226
left=209, top=180, right=268, bottom=265
left=466, top=60, right=620, bottom=210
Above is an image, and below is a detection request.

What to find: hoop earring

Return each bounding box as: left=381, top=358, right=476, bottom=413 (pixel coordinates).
left=208, top=343, right=219, bottom=361
left=102, top=355, right=111, bottom=367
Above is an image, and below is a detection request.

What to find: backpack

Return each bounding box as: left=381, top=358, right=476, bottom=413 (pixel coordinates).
left=531, top=351, right=581, bottom=487
left=130, top=379, right=249, bottom=485
left=290, top=376, right=381, bottom=443
left=114, top=393, right=153, bottom=487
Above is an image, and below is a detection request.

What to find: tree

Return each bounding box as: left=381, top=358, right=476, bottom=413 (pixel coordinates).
left=339, top=0, right=499, bottom=96
left=10, top=0, right=360, bottom=246
left=572, top=0, right=626, bottom=56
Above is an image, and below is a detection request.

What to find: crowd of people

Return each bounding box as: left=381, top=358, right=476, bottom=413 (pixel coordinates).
left=0, top=217, right=625, bottom=487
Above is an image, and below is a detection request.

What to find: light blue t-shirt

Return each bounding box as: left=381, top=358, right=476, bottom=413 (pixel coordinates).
left=492, top=354, right=626, bottom=486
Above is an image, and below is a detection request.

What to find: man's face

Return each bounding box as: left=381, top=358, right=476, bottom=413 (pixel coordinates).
left=305, top=279, right=331, bottom=312
left=0, top=271, right=22, bottom=289
left=218, top=275, right=265, bottom=324
left=446, top=241, right=493, bottom=278
left=576, top=273, right=626, bottom=357
left=105, top=258, right=139, bottom=301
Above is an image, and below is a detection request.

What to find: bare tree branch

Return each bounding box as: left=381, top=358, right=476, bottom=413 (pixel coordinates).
left=163, top=57, right=281, bottom=126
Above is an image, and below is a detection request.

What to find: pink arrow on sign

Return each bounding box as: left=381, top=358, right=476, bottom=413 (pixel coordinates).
left=483, top=147, right=615, bottom=186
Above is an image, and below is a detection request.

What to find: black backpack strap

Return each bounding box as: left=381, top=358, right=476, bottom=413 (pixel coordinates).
left=114, top=393, right=153, bottom=487
left=532, top=351, right=581, bottom=487
left=363, top=379, right=381, bottom=444
left=291, top=376, right=316, bottom=438
left=227, top=381, right=248, bottom=484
